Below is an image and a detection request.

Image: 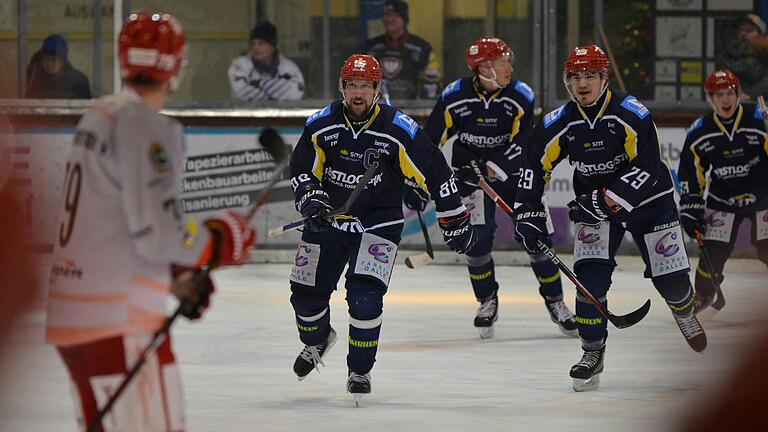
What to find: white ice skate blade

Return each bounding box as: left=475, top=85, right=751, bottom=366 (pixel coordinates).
left=478, top=325, right=495, bottom=339
left=696, top=306, right=719, bottom=323
left=558, top=326, right=579, bottom=338
left=573, top=374, right=600, bottom=392
left=352, top=394, right=365, bottom=408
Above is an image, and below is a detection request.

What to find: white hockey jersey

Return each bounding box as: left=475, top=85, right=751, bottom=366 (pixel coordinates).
left=227, top=53, right=305, bottom=102
left=45, top=89, right=211, bottom=346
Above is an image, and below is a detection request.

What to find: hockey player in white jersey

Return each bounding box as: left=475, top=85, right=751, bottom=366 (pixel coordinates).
left=45, top=12, right=256, bottom=431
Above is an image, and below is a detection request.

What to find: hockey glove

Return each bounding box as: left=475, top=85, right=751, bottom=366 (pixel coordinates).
left=171, top=265, right=215, bottom=320
left=439, top=210, right=476, bottom=254
left=568, top=189, right=616, bottom=226
left=679, top=194, right=706, bottom=239
left=453, top=161, right=485, bottom=188
left=297, top=184, right=334, bottom=232
left=403, top=178, right=430, bottom=212
left=203, top=211, right=256, bottom=268
left=512, top=202, right=548, bottom=254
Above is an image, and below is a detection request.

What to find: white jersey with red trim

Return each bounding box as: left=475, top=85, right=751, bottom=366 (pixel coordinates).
left=45, top=89, right=210, bottom=346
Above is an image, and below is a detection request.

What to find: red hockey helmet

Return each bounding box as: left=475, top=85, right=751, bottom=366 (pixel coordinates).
left=465, top=37, right=511, bottom=71
left=563, top=44, right=610, bottom=77
left=339, top=54, right=383, bottom=84
left=705, top=69, right=740, bottom=95
left=118, top=12, right=186, bottom=89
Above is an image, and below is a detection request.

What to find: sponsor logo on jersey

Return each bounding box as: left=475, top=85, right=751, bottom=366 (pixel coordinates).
left=368, top=243, right=394, bottom=264
left=583, top=140, right=604, bottom=152
left=182, top=218, right=200, bottom=249
left=324, top=132, right=340, bottom=142
left=706, top=212, right=727, bottom=228
left=577, top=225, right=601, bottom=243
left=50, top=258, right=84, bottom=282
left=687, top=117, right=704, bottom=135
left=393, top=111, right=419, bottom=139
left=654, top=232, right=680, bottom=257
left=572, top=153, right=629, bottom=175
left=543, top=104, right=566, bottom=128
left=722, top=147, right=744, bottom=157
left=763, top=211, right=768, bottom=223
left=476, top=117, right=498, bottom=127
left=148, top=142, right=171, bottom=173
left=380, top=57, right=403, bottom=79
left=294, top=245, right=311, bottom=267
left=746, top=134, right=761, bottom=145
left=620, top=96, right=650, bottom=119
left=441, top=78, right=461, bottom=99
left=324, top=167, right=383, bottom=189
left=458, top=132, right=508, bottom=148
left=306, top=104, right=331, bottom=126
left=712, top=156, right=761, bottom=178
left=514, top=81, right=534, bottom=103
left=373, top=140, right=390, bottom=149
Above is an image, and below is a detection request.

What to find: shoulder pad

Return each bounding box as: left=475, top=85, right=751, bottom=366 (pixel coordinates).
left=513, top=81, right=534, bottom=103
left=392, top=111, right=420, bottom=139
left=305, top=104, right=332, bottom=127
left=687, top=117, right=704, bottom=135
left=753, top=103, right=765, bottom=120
left=619, top=95, right=650, bottom=120
left=441, top=78, right=462, bottom=100
left=542, top=104, right=567, bottom=129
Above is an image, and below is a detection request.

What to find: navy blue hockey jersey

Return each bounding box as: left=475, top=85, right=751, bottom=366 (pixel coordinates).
left=516, top=90, right=674, bottom=212
left=677, top=103, right=768, bottom=213
left=423, top=76, right=535, bottom=180
left=290, top=101, right=466, bottom=230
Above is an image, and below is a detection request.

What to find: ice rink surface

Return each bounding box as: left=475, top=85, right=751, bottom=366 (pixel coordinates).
left=2, top=258, right=766, bottom=432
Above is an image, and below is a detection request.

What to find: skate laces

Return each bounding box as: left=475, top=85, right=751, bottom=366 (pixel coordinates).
left=548, top=300, right=574, bottom=322
left=477, top=296, right=498, bottom=318
left=299, top=344, right=325, bottom=371
left=348, top=372, right=370, bottom=384
left=577, top=350, right=603, bottom=368
left=675, top=313, right=704, bottom=340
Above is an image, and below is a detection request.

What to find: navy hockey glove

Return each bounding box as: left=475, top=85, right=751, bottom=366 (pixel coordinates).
left=679, top=194, right=706, bottom=239
left=512, top=202, right=548, bottom=254
left=568, top=189, right=616, bottom=226
left=403, top=179, right=429, bottom=211
left=439, top=210, right=476, bottom=254
left=297, top=184, right=334, bottom=232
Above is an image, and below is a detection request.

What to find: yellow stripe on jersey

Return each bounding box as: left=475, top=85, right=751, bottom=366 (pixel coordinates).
left=763, top=134, right=768, bottom=158
left=509, top=107, right=523, bottom=142
left=441, top=109, right=453, bottom=146
left=623, top=125, right=638, bottom=161
left=311, top=134, right=326, bottom=181
left=541, top=137, right=562, bottom=182
left=691, top=144, right=706, bottom=191
left=397, top=143, right=428, bottom=193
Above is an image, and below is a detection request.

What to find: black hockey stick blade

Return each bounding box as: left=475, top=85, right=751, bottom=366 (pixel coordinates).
left=268, top=164, right=378, bottom=237
left=607, top=298, right=652, bottom=329
left=259, top=127, right=290, bottom=164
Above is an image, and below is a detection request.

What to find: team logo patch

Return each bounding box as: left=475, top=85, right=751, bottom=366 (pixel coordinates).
left=654, top=232, right=680, bottom=257
left=393, top=111, right=419, bottom=139
left=620, top=96, right=650, bottom=119
left=706, top=212, right=726, bottom=228
left=368, top=243, right=393, bottom=264
left=380, top=57, right=403, bottom=79
left=294, top=245, right=311, bottom=267
left=543, top=104, right=566, bottom=128
left=148, top=142, right=170, bottom=173
left=577, top=225, right=600, bottom=244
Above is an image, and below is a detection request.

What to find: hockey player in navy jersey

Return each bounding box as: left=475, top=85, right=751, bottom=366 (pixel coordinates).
left=422, top=37, right=577, bottom=339
left=514, top=44, right=706, bottom=391
left=288, top=54, right=475, bottom=402
left=678, top=69, right=768, bottom=313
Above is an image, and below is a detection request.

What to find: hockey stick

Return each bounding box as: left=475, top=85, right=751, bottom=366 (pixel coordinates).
left=404, top=208, right=434, bottom=269
left=87, top=128, right=289, bottom=432
left=470, top=163, right=650, bottom=329
left=694, top=229, right=725, bottom=312
left=268, top=163, right=378, bottom=237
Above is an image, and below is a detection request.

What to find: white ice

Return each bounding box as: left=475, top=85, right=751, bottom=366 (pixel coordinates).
left=2, top=257, right=766, bottom=432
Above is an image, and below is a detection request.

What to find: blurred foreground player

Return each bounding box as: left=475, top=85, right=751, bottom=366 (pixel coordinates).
left=288, top=54, right=475, bottom=404
left=677, top=69, right=768, bottom=314
left=514, top=44, right=706, bottom=391
left=45, top=12, right=255, bottom=431
left=424, top=36, right=576, bottom=339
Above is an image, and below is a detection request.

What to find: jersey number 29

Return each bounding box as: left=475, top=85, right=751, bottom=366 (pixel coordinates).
left=620, top=167, right=650, bottom=190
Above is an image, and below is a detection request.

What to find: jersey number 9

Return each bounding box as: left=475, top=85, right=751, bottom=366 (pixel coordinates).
left=59, top=162, right=82, bottom=247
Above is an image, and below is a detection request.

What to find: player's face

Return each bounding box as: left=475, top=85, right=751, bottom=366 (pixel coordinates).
left=481, top=53, right=513, bottom=88
left=568, top=71, right=604, bottom=106
left=250, top=39, right=275, bottom=65
left=343, top=80, right=378, bottom=120
left=711, top=88, right=739, bottom=118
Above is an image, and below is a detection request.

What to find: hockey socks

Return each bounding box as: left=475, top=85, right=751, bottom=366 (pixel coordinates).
left=466, top=255, right=499, bottom=300
left=656, top=275, right=707, bottom=352
left=347, top=314, right=382, bottom=376
left=574, top=264, right=612, bottom=343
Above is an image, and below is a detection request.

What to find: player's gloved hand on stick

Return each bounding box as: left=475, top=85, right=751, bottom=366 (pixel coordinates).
left=297, top=184, right=334, bottom=232
left=203, top=210, right=256, bottom=268
left=171, top=265, right=215, bottom=320
left=679, top=194, right=706, bottom=238
left=454, top=159, right=498, bottom=188
left=512, top=202, right=548, bottom=254
left=568, top=189, right=615, bottom=226
left=403, top=179, right=429, bottom=212
left=439, top=209, right=476, bottom=254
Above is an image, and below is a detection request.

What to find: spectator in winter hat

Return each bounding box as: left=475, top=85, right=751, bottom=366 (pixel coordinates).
left=228, top=20, right=305, bottom=102
left=717, top=13, right=768, bottom=100
left=363, top=0, right=442, bottom=100
left=26, top=34, right=91, bottom=99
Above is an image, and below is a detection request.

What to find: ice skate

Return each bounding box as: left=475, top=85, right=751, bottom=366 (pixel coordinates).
left=474, top=293, right=498, bottom=339
left=673, top=310, right=707, bottom=353
left=293, top=327, right=337, bottom=380
left=693, top=291, right=718, bottom=321
left=570, top=347, right=605, bottom=392
left=545, top=299, right=578, bottom=337
left=347, top=371, right=371, bottom=407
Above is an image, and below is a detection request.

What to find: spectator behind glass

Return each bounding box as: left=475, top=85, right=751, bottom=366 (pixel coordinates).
left=228, top=20, right=305, bottom=102
left=363, top=0, right=442, bottom=100
left=716, top=14, right=768, bottom=101
left=26, top=34, right=91, bottom=99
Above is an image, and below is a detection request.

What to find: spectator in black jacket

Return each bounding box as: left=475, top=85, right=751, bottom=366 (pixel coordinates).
left=26, top=34, right=91, bottom=99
